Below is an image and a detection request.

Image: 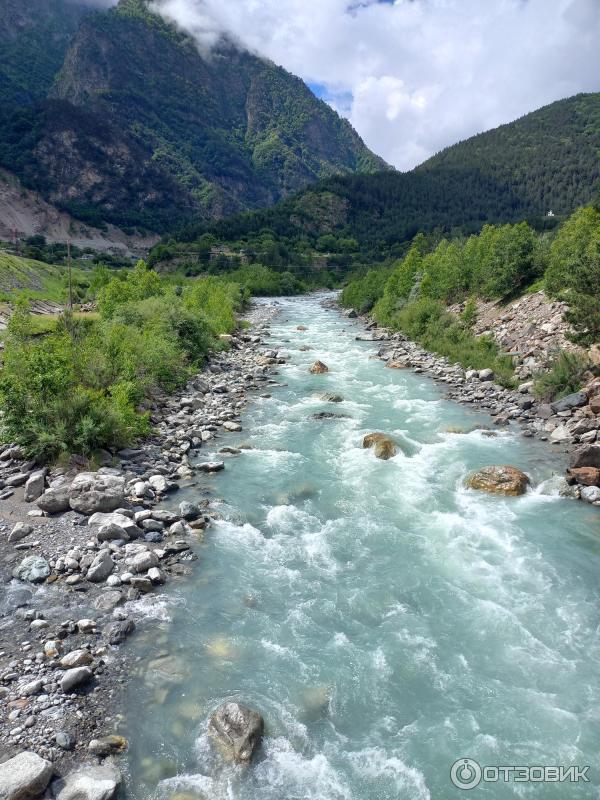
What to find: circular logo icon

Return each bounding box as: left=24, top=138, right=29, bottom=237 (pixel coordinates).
left=450, top=758, right=482, bottom=790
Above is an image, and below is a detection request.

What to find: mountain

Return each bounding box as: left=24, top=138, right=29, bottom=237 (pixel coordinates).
left=185, top=93, right=600, bottom=257
left=0, top=0, right=385, bottom=234
left=417, top=93, right=600, bottom=217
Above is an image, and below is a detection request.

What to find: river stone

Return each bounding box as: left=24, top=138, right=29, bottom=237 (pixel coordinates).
left=466, top=465, right=531, bottom=496
left=179, top=501, right=200, bottom=521
left=309, top=360, right=329, bottom=374
left=8, top=523, right=33, bottom=544
left=37, top=484, right=71, bottom=514
left=60, top=649, right=93, bottom=669
left=570, top=445, right=600, bottom=470
left=0, top=752, right=53, bottom=798
left=90, top=512, right=142, bottom=542
left=103, top=618, right=135, bottom=645
left=87, top=551, right=114, bottom=583
left=93, top=590, right=123, bottom=612
left=128, top=550, right=159, bottom=573
left=581, top=486, right=600, bottom=504
left=198, top=461, right=225, bottom=472
left=53, top=763, right=121, bottom=800
left=363, top=432, right=398, bottom=460
left=69, top=473, right=125, bottom=515
left=148, top=475, right=168, bottom=494
left=60, top=666, right=93, bottom=692
left=551, top=391, right=588, bottom=413
left=209, top=702, right=264, bottom=763
left=23, top=470, right=46, bottom=503
left=12, top=555, right=50, bottom=583
left=478, top=368, right=494, bottom=381
left=567, top=467, right=600, bottom=487
left=320, top=393, right=343, bottom=402
left=223, top=421, right=242, bottom=432
left=88, top=736, right=128, bottom=757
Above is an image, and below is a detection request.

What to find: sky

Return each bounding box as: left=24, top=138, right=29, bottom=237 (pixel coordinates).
left=141, top=0, right=600, bottom=170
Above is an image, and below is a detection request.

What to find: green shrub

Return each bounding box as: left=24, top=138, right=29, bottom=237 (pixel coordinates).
left=533, top=351, right=591, bottom=401
left=339, top=265, right=392, bottom=313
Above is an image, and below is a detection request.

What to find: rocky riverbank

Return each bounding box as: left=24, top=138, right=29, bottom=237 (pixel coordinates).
left=0, top=303, right=285, bottom=798
left=337, top=303, right=600, bottom=505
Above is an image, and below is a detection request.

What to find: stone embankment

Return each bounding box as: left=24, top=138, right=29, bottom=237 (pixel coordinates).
left=0, top=305, right=283, bottom=798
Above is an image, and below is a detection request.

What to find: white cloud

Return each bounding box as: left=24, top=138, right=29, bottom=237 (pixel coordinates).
left=150, top=0, right=600, bottom=169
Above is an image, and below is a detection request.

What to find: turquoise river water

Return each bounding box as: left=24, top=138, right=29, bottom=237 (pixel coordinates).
left=124, top=296, right=600, bottom=799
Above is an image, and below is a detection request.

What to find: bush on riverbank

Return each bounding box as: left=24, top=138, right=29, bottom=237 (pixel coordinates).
left=0, top=263, right=247, bottom=462
left=533, top=351, right=592, bottom=401
left=388, top=297, right=515, bottom=387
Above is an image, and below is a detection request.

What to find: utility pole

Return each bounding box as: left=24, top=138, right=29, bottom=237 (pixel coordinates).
left=67, top=240, right=73, bottom=310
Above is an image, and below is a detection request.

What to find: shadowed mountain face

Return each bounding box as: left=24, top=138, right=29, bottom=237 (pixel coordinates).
left=0, top=0, right=386, bottom=232
left=191, top=93, right=600, bottom=253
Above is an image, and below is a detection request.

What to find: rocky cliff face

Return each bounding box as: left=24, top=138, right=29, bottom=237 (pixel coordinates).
left=0, top=0, right=385, bottom=232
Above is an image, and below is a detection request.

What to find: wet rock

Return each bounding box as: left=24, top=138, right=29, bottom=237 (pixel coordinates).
left=60, top=666, right=93, bottom=692
left=386, top=360, right=408, bottom=369
left=88, top=736, right=128, bottom=757
left=23, top=470, right=46, bottom=503
left=320, top=393, right=343, bottom=403
left=69, top=473, right=125, bottom=515
left=37, top=484, right=71, bottom=514
left=148, top=475, right=168, bottom=494
left=0, top=751, right=53, bottom=799
left=550, top=391, right=588, bottom=413
left=93, top=590, right=123, bottom=612
left=581, top=486, right=600, bottom=504
left=466, top=465, right=531, bottom=496
left=566, top=467, right=600, bottom=487
left=198, top=461, right=225, bottom=473
left=128, top=550, right=159, bottom=573
left=179, top=501, right=200, bottom=521
left=209, top=702, right=264, bottom=763
left=223, top=421, right=242, bottom=432
left=12, top=555, right=50, bottom=583
left=363, top=432, right=397, bottom=460
left=87, top=551, right=114, bottom=583
left=8, top=523, right=33, bottom=544
left=103, top=619, right=135, bottom=646
left=312, top=412, right=350, bottom=420
left=52, top=763, right=121, bottom=800
left=309, top=360, right=329, bottom=374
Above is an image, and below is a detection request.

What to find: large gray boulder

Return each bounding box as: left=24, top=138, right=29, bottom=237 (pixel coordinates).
left=12, top=555, right=50, bottom=583
left=551, top=391, right=588, bottom=413
left=88, top=512, right=141, bottom=542
left=52, top=763, right=121, bottom=800
left=23, top=469, right=46, bottom=503
left=0, top=751, right=53, bottom=799
left=208, top=702, right=264, bottom=763
left=570, top=445, right=600, bottom=470
left=69, top=473, right=125, bottom=516
left=60, top=666, right=93, bottom=693
left=86, top=551, right=114, bottom=583
left=37, top=484, right=70, bottom=514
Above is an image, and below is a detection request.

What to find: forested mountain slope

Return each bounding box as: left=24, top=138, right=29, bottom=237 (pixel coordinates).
left=0, top=0, right=384, bottom=233
left=186, top=93, right=600, bottom=257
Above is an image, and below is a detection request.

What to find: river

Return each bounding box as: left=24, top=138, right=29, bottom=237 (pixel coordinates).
left=123, top=295, right=600, bottom=799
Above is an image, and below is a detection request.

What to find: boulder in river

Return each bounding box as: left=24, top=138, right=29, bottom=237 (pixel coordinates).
left=309, top=360, right=329, bottom=374
left=0, top=751, right=53, bottom=799
left=363, top=432, right=398, bottom=460
left=465, top=465, right=530, bottom=496
left=209, top=702, right=264, bottom=763
left=566, top=467, right=600, bottom=487
left=69, top=472, right=125, bottom=515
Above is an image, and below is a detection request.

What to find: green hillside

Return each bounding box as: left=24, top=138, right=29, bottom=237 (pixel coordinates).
left=0, top=0, right=385, bottom=233
left=0, top=252, right=85, bottom=303
left=171, top=93, right=600, bottom=267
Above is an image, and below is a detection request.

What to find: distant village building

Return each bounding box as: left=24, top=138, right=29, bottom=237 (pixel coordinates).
left=547, top=210, right=555, bottom=217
